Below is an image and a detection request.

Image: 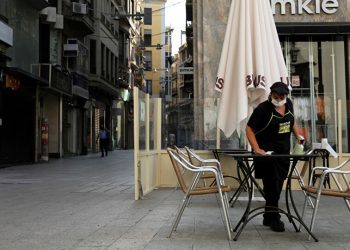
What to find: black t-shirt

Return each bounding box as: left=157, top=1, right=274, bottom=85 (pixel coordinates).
left=247, top=98, right=294, bottom=154
left=247, top=99, right=295, bottom=179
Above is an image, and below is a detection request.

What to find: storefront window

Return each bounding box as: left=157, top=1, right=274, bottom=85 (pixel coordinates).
left=149, top=98, right=156, bottom=150
left=282, top=35, right=349, bottom=152
left=139, top=91, right=146, bottom=150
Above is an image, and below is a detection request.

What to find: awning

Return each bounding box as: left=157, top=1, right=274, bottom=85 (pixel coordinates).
left=5, top=67, right=49, bottom=86
left=276, top=22, right=350, bottom=35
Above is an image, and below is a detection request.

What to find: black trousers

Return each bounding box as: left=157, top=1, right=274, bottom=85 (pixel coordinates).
left=262, top=177, right=285, bottom=220
left=100, top=139, right=108, bottom=156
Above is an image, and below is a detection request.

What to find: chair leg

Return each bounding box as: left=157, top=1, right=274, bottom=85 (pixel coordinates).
left=344, top=198, right=350, bottom=212
left=168, top=173, right=202, bottom=238
left=294, top=168, right=314, bottom=208
left=298, top=179, right=314, bottom=208
left=168, top=194, right=191, bottom=237
left=218, top=193, right=232, bottom=240
left=214, top=189, right=232, bottom=240
left=215, top=177, right=232, bottom=240
left=308, top=193, right=321, bottom=238
left=299, top=192, right=310, bottom=231
left=223, top=192, right=233, bottom=232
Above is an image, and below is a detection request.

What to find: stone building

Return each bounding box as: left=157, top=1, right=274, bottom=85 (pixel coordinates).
left=192, top=0, right=350, bottom=152
left=0, top=0, right=143, bottom=165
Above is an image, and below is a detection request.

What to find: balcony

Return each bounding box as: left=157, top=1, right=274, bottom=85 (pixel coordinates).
left=64, top=39, right=89, bottom=75
left=129, top=47, right=142, bottom=70
left=62, top=1, right=94, bottom=36
left=101, top=13, right=119, bottom=39
left=119, top=56, right=129, bottom=70
left=186, top=24, right=193, bottom=38
left=31, top=64, right=72, bottom=96
left=28, top=0, right=49, bottom=10
left=114, top=6, right=143, bottom=36
left=71, top=72, right=89, bottom=99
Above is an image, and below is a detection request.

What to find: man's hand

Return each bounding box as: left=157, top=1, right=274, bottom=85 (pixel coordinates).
left=297, top=135, right=305, bottom=145
left=254, top=148, right=266, bottom=155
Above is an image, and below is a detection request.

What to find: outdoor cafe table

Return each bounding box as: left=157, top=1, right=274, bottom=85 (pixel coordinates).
left=226, top=153, right=319, bottom=242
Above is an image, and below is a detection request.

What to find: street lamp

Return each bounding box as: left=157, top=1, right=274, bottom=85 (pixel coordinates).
left=114, top=11, right=144, bottom=21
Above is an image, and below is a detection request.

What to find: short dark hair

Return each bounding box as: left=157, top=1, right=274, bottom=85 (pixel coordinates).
left=270, top=82, right=289, bottom=95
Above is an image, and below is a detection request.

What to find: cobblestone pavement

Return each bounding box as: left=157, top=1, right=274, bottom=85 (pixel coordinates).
left=0, top=150, right=349, bottom=249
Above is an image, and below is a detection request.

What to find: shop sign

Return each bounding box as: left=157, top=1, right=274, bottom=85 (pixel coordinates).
left=178, top=67, right=194, bottom=75
left=271, top=0, right=339, bottom=15
left=5, top=73, right=20, bottom=90
left=291, top=75, right=300, bottom=87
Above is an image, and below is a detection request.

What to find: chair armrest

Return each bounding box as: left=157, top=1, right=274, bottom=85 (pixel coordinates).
left=323, top=169, right=350, bottom=175
left=311, top=160, right=350, bottom=177
left=313, top=166, right=329, bottom=171
left=201, top=158, right=220, bottom=165
left=185, top=146, right=221, bottom=168
left=199, top=166, right=227, bottom=185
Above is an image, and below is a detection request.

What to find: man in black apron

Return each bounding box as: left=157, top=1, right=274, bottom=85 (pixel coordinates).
left=246, top=82, right=303, bottom=232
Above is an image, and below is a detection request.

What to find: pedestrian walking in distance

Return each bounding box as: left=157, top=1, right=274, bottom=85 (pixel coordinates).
left=97, top=125, right=109, bottom=157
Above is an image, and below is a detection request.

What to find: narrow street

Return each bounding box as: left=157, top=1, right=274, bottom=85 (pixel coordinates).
left=0, top=151, right=175, bottom=250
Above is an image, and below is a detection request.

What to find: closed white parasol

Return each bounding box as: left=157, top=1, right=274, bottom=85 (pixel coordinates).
left=215, top=0, right=290, bottom=138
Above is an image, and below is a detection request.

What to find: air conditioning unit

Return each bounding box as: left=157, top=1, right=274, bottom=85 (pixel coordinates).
left=67, top=38, right=78, bottom=44
left=63, top=39, right=79, bottom=57
left=72, top=2, right=87, bottom=14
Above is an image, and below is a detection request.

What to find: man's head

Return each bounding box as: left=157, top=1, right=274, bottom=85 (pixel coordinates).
left=270, top=82, right=289, bottom=95
left=269, top=82, right=289, bottom=107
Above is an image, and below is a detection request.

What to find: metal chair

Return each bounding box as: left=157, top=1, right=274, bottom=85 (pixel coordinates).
left=290, top=150, right=314, bottom=208
left=301, top=159, right=350, bottom=235
left=184, top=146, right=240, bottom=187
left=167, top=148, right=233, bottom=240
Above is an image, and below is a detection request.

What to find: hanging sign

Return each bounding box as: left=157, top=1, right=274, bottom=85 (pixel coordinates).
left=178, top=67, right=193, bottom=75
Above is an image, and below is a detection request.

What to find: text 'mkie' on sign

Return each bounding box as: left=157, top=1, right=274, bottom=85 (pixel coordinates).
left=271, top=0, right=339, bottom=15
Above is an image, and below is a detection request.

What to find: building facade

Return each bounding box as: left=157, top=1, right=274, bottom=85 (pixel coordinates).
left=163, top=0, right=194, bottom=148
left=192, top=0, right=350, bottom=152
left=0, top=0, right=54, bottom=165
left=0, top=0, right=143, bottom=165
left=141, top=0, right=168, bottom=97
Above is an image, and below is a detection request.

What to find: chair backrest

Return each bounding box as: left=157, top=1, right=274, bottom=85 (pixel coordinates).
left=167, top=148, right=196, bottom=193
left=328, top=159, right=350, bottom=192
left=174, top=145, right=189, bottom=160
left=293, top=149, right=321, bottom=179
left=184, top=146, right=203, bottom=166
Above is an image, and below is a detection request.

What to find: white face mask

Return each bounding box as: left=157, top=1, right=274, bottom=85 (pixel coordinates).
left=271, top=98, right=286, bottom=107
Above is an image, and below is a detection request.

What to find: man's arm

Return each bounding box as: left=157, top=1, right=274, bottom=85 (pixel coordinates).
left=246, top=125, right=265, bottom=155
left=292, top=123, right=304, bottom=143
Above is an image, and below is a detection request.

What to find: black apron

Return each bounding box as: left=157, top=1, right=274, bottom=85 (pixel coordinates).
left=254, top=109, right=294, bottom=180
